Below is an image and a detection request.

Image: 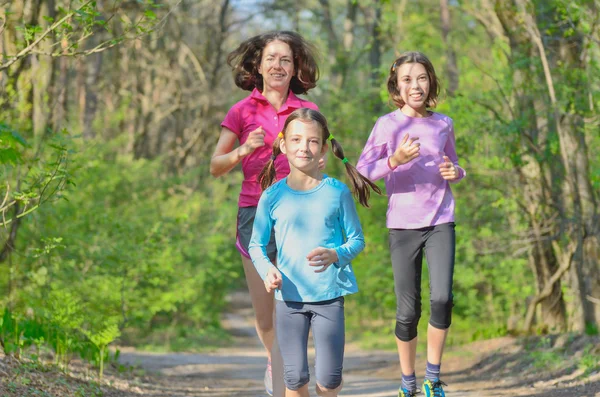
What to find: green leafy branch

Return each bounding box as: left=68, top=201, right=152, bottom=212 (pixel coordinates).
left=0, top=1, right=95, bottom=71
left=0, top=125, right=71, bottom=227
left=0, top=0, right=182, bottom=71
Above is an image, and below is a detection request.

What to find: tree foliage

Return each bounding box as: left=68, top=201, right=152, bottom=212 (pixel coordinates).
left=0, top=0, right=598, bottom=372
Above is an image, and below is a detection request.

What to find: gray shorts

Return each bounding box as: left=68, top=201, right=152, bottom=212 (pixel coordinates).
left=276, top=297, right=345, bottom=390
left=236, top=206, right=277, bottom=262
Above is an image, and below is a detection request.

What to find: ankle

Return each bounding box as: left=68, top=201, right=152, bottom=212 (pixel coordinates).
left=424, top=361, right=441, bottom=381
left=401, top=372, right=417, bottom=392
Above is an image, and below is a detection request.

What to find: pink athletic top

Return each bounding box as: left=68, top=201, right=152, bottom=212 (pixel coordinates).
left=221, top=88, right=318, bottom=207
left=356, top=110, right=466, bottom=229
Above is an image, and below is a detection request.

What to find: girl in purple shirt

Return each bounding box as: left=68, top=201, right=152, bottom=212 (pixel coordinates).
left=210, top=31, right=319, bottom=397
left=356, top=51, right=466, bottom=397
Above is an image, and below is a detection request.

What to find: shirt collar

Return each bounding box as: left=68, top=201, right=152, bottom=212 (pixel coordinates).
left=250, top=88, right=304, bottom=111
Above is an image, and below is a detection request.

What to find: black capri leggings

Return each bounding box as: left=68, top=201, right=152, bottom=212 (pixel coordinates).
left=389, top=222, right=455, bottom=342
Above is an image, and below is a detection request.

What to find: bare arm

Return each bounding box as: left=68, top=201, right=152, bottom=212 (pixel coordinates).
left=210, top=127, right=265, bottom=177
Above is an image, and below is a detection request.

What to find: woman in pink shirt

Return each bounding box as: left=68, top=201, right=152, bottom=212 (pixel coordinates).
left=356, top=52, right=466, bottom=397
left=209, top=31, right=319, bottom=397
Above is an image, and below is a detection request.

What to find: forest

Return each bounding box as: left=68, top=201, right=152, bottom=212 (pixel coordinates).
left=0, top=0, right=599, bottom=381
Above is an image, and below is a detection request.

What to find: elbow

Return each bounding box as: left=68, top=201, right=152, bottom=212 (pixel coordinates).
left=354, top=237, right=366, bottom=254
left=209, top=161, right=222, bottom=178
left=359, top=240, right=366, bottom=253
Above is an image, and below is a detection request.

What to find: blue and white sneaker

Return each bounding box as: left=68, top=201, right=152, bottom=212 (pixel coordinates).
left=398, top=387, right=418, bottom=397
left=423, top=379, right=447, bottom=397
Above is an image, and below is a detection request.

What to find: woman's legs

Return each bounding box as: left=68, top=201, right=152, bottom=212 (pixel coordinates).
left=241, top=255, right=284, bottom=396
left=241, top=255, right=276, bottom=354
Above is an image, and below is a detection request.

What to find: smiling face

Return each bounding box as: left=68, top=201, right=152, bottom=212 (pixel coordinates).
left=396, top=62, right=431, bottom=116
left=280, top=119, right=327, bottom=174
left=258, top=40, right=295, bottom=94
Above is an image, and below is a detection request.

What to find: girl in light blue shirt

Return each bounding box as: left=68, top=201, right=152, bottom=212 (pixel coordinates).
left=249, top=108, right=380, bottom=397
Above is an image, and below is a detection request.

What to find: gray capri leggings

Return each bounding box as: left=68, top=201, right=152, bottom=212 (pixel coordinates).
left=389, top=222, right=455, bottom=342
left=275, top=297, right=345, bottom=391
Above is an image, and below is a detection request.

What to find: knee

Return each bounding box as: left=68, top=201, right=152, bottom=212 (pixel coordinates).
left=284, top=369, right=310, bottom=390
left=430, top=295, right=453, bottom=329
left=395, top=307, right=421, bottom=342
left=316, top=378, right=343, bottom=396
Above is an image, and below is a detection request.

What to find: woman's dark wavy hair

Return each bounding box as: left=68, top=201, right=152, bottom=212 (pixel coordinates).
left=258, top=108, right=381, bottom=207
left=226, top=31, right=319, bottom=95
left=387, top=51, right=440, bottom=109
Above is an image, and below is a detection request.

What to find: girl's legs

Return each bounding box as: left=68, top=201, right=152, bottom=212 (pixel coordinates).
left=285, top=385, right=309, bottom=397
left=313, top=298, right=345, bottom=397
left=395, top=336, right=418, bottom=377
left=241, top=255, right=284, bottom=396
left=389, top=228, right=425, bottom=389
left=315, top=381, right=343, bottom=397
left=276, top=301, right=311, bottom=397
left=426, top=324, right=448, bottom=366
left=423, top=222, right=455, bottom=389
left=275, top=298, right=345, bottom=397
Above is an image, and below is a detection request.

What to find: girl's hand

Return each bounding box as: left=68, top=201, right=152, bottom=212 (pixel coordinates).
left=239, top=126, right=266, bottom=157
left=439, top=155, right=458, bottom=180
left=264, top=267, right=282, bottom=293
left=307, top=248, right=339, bottom=273
left=390, top=134, right=420, bottom=167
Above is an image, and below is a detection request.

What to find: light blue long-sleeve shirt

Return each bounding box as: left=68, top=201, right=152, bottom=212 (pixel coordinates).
left=249, top=175, right=364, bottom=303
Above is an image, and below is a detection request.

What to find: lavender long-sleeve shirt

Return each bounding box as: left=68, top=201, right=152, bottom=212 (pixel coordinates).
left=356, top=110, right=465, bottom=229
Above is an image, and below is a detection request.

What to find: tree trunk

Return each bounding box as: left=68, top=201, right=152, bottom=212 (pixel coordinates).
left=513, top=0, right=599, bottom=330
left=439, top=0, right=459, bottom=96
left=83, top=49, right=103, bottom=139
left=209, top=0, right=230, bottom=91
left=555, top=36, right=600, bottom=329
left=316, top=0, right=341, bottom=89
left=338, top=0, right=357, bottom=91
left=367, top=2, right=382, bottom=88
left=494, top=0, right=568, bottom=331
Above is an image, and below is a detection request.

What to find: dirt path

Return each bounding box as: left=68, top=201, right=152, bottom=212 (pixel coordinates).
left=118, top=292, right=600, bottom=397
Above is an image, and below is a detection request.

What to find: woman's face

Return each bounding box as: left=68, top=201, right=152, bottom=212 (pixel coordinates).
left=258, top=40, right=295, bottom=93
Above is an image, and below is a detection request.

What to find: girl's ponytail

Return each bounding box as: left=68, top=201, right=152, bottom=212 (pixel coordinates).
left=258, top=133, right=284, bottom=191
left=329, top=136, right=382, bottom=207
